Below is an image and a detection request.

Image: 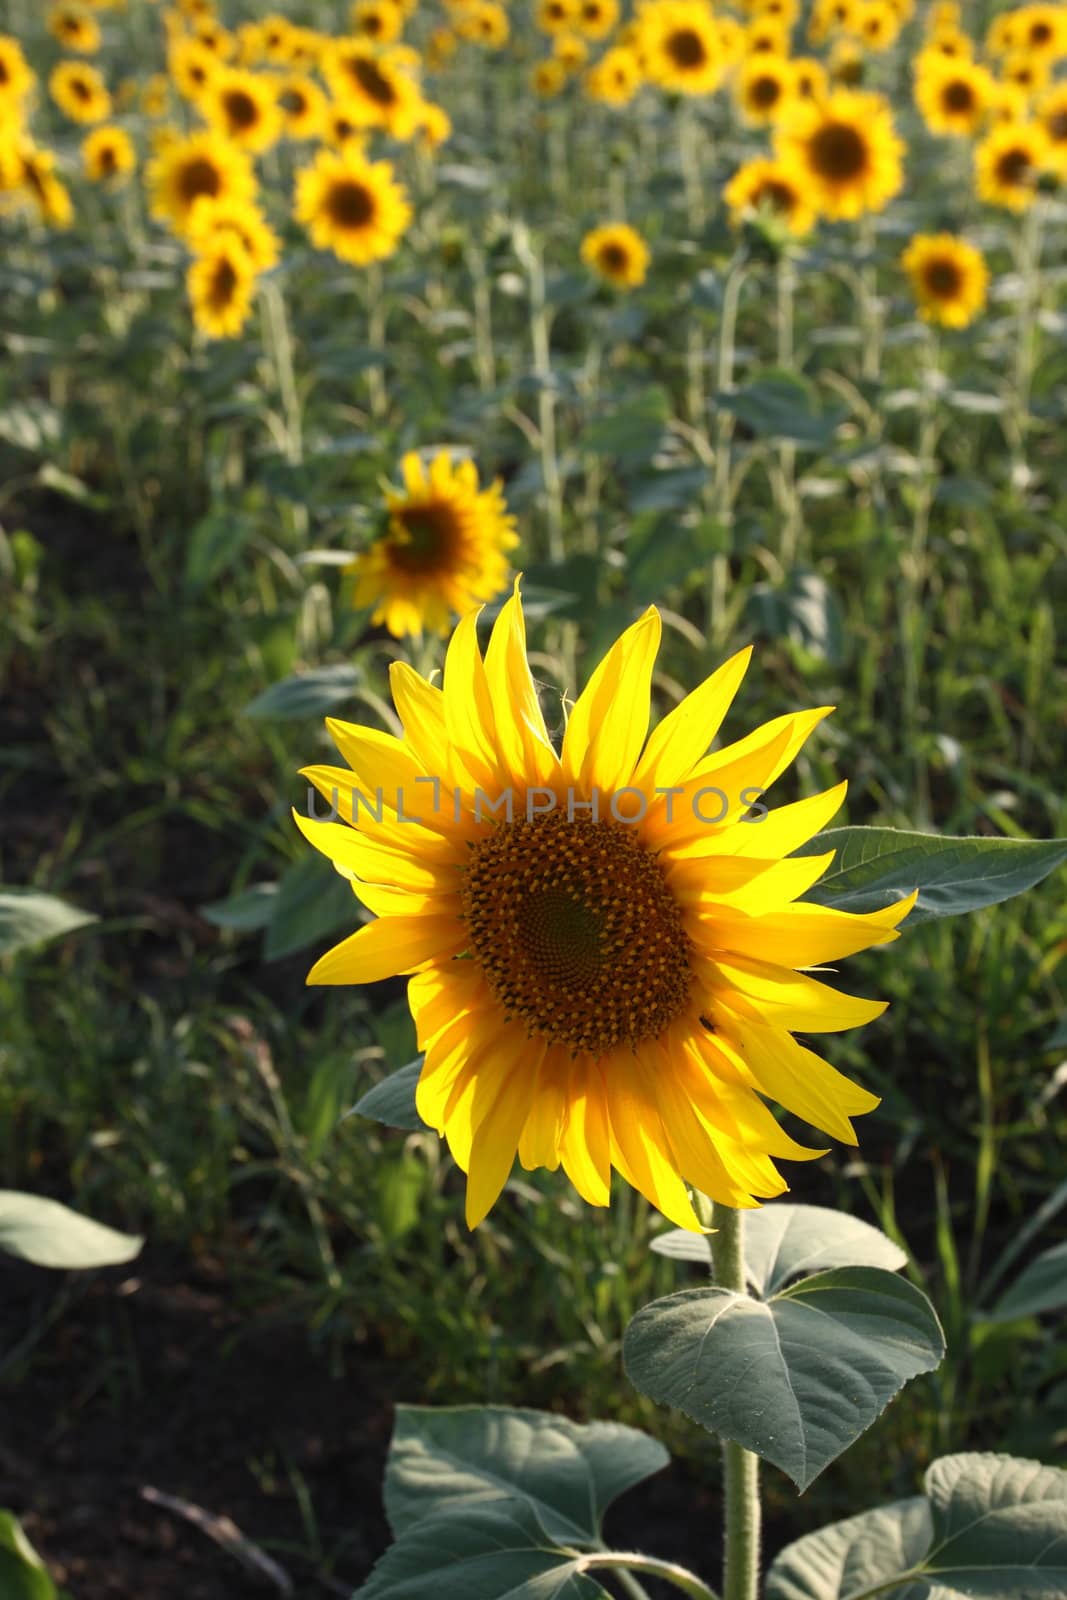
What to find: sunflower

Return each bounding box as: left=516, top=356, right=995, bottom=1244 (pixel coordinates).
left=638, top=0, right=725, bottom=95
left=736, top=55, right=796, bottom=124
left=852, top=0, right=900, bottom=50
left=141, top=72, right=170, bottom=116
left=744, top=15, right=789, bottom=53
left=259, top=14, right=297, bottom=62
left=537, top=0, right=579, bottom=34
left=460, top=2, right=510, bottom=47
left=190, top=16, right=236, bottom=59
left=900, top=233, right=988, bottom=328
left=985, top=12, right=1020, bottom=55
left=187, top=235, right=258, bottom=339
left=753, top=0, right=799, bottom=26
left=723, top=155, right=816, bottom=234
left=532, top=57, right=568, bottom=95
left=168, top=36, right=220, bottom=100
left=426, top=27, right=458, bottom=68
left=274, top=72, right=327, bottom=139
left=828, top=36, right=864, bottom=82
left=974, top=118, right=1050, bottom=207
left=792, top=55, right=828, bottom=98
left=807, top=0, right=857, bottom=44
left=47, top=4, right=101, bottom=53
left=297, top=591, right=915, bottom=1229
left=50, top=61, right=111, bottom=123
left=1037, top=81, right=1067, bottom=173
left=775, top=88, right=904, bottom=218
left=576, top=0, right=619, bottom=39
left=1019, top=3, right=1067, bottom=56
left=345, top=452, right=517, bottom=640
left=187, top=192, right=280, bottom=270
left=584, top=44, right=643, bottom=103
left=82, top=124, right=136, bottom=184
left=351, top=0, right=404, bottom=45
left=988, top=80, right=1029, bottom=124
left=323, top=41, right=422, bottom=138
left=581, top=221, right=651, bottom=287
left=554, top=31, right=589, bottom=69
left=1000, top=50, right=1051, bottom=96
left=202, top=66, right=282, bottom=152
left=0, top=37, right=35, bottom=109
left=146, top=127, right=256, bottom=233
left=915, top=54, right=993, bottom=135
left=924, top=27, right=973, bottom=59
left=415, top=99, right=452, bottom=150
left=294, top=144, right=412, bottom=265
left=323, top=102, right=366, bottom=144
left=2, top=140, right=74, bottom=228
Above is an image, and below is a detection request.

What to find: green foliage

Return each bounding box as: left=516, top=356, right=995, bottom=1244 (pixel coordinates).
left=0, top=890, right=97, bottom=957
left=0, top=1191, right=142, bottom=1269
left=0, top=1513, right=57, bottom=1600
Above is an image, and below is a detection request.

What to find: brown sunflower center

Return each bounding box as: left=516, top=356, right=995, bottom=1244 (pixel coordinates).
left=326, top=177, right=376, bottom=227
left=1031, top=20, right=1052, bottom=44
left=223, top=88, right=260, bottom=129
left=995, top=145, right=1033, bottom=186
left=751, top=73, right=781, bottom=107
left=280, top=87, right=308, bottom=114
left=809, top=119, right=868, bottom=180
left=598, top=241, right=629, bottom=274
left=942, top=78, right=974, bottom=112
left=349, top=55, right=397, bottom=105
left=178, top=157, right=223, bottom=204
left=71, top=76, right=92, bottom=102
left=1048, top=110, right=1067, bottom=141
left=0, top=58, right=9, bottom=84
left=99, top=145, right=118, bottom=174
left=362, top=13, right=384, bottom=33
left=463, top=812, right=692, bottom=1055
left=666, top=27, right=708, bottom=68
left=924, top=257, right=962, bottom=298
left=756, top=177, right=797, bottom=212
left=386, top=503, right=458, bottom=572
left=208, top=256, right=239, bottom=311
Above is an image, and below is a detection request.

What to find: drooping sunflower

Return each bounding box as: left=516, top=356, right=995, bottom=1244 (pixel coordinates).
left=577, top=0, right=619, bottom=39
left=323, top=41, right=422, bottom=138
left=775, top=88, right=905, bottom=219
left=345, top=451, right=518, bottom=640
left=723, top=155, right=817, bottom=234
left=187, top=192, right=280, bottom=271
left=900, top=232, right=989, bottom=327
left=187, top=235, right=258, bottom=339
left=274, top=73, right=327, bottom=139
left=47, top=4, right=101, bottom=53
left=1037, top=81, right=1067, bottom=174
left=914, top=53, right=993, bottom=135
left=202, top=66, right=283, bottom=151
left=735, top=55, right=796, bottom=124
left=351, top=0, right=405, bottom=45
left=974, top=118, right=1050, bottom=207
left=585, top=44, right=643, bottom=103
left=581, top=221, right=651, bottom=287
left=297, top=591, right=915, bottom=1229
left=638, top=0, right=726, bottom=96
left=168, top=36, right=220, bottom=99
left=50, top=60, right=111, bottom=123
left=294, top=143, right=412, bottom=265
left=81, top=123, right=136, bottom=184
left=0, top=37, right=35, bottom=110
left=146, top=127, right=256, bottom=233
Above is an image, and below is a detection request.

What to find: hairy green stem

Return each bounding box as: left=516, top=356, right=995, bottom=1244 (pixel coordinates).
left=710, top=1203, right=760, bottom=1600
left=576, top=1551, right=720, bottom=1600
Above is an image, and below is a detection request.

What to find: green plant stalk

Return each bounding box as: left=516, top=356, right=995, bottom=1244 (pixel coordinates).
left=527, top=241, right=565, bottom=562
left=710, top=260, right=746, bottom=641
left=775, top=252, right=801, bottom=567
left=366, top=262, right=389, bottom=423
left=857, top=214, right=882, bottom=383
left=1009, top=199, right=1044, bottom=492
left=899, top=325, right=940, bottom=826
left=709, top=1202, right=760, bottom=1600
left=576, top=1550, right=720, bottom=1600
left=470, top=245, right=497, bottom=394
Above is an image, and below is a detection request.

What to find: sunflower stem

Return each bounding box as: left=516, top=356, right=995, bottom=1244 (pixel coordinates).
left=709, top=1202, right=760, bottom=1600
left=519, top=228, right=565, bottom=562
left=710, top=258, right=746, bottom=643
left=366, top=262, right=389, bottom=423
left=775, top=252, right=801, bottom=569
left=857, top=213, right=882, bottom=384
left=1009, top=198, right=1044, bottom=496
left=577, top=1551, right=720, bottom=1600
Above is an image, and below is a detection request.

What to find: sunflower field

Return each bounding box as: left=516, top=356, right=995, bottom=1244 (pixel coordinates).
left=2, top=0, right=1067, bottom=1593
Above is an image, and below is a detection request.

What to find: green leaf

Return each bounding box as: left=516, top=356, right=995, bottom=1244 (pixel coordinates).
left=350, top=1059, right=427, bottom=1132
left=581, top=387, right=671, bottom=464
left=0, top=889, right=98, bottom=957
left=0, top=1511, right=57, bottom=1600
left=797, top=829, right=1067, bottom=924
left=745, top=570, right=844, bottom=666
left=243, top=664, right=362, bottom=721
left=357, top=1500, right=608, bottom=1599
left=183, top=509, right=253, bottom=591
left=716, top=369, right=844, bottom=448
left=650, top=1204, right=907, bottom=1297
left=0, top=1191, right=143, bottom=1269
left=200, top=883, right=279, bottom=933
left=624, top=1267, right=944, bottom=1491
left=766, top=1452, right=1067, bottom=1599
left=983, top=1241, right=1067, bottom=1324
left=263, top=855, right=357, bottom=962
left=384, top=1405, right=669, bottom=1546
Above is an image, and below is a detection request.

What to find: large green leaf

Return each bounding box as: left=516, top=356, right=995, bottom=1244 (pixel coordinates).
left=766, top=1452, right=1067, bottom=1599
left=243, top=663, right=361, bottom=720
left=797, top=829, right=1067, bottom=924
left=982, top=1241, right=1067, bottom=1324
left=357, top=1500, right=609, bottom=1599
left=0, top=1512, right=57, bottom=1600
left=623, top=1268, right=944, bottom=1491
left=384, top=1406, right=669, bottom=1546
left=715, top=370, right=844, bottom=448
left=650, top=1205, right=907, bottom=1297
left=263, top=855, right=359, bottom=962
left=200, top=883, right=279, bottom=933
left=0, top=889, right=97, bottom=957
left=350, top=1059, right=427, bottom=1132
left=0, top=1192, right=143, bottom=1269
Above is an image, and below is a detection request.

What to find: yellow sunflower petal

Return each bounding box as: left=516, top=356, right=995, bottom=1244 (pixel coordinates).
left=707, top=954, right=888, bottom=1032
left=632, top=645, right=753, bottom=792
left=307, top=913, right=463, bottom=985
left=561, top=607, right=661, bottom=792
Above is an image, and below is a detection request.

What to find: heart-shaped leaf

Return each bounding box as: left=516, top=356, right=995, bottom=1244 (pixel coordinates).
left=766, top=1452, right=1067, bottom=1598
left=384, top=1406, right=669, bottom=1546
left=0, top=1192, right=143, bottom=1270
left=650, top=1205, right=907, bottom=1296
left=624, top=1268, right=944, bottom=1491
